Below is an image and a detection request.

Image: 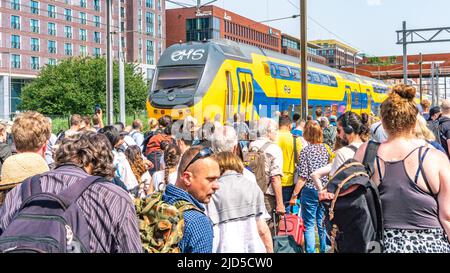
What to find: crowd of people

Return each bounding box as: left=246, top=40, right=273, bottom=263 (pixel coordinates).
left=0, top=84, right=449, bottom=253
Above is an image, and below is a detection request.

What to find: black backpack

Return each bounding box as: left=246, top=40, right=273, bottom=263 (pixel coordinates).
left=0, top=175, right=105, bottom=253
left=321, top=141, right=383, bottom=253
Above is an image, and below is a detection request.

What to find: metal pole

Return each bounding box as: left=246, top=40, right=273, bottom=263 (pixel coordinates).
left=300, top=0, right=308, bottom=120
left=402, top=21, right=408, bottom=84
left=419, top=53, right=423, bottom=102
left=431, top=62, right=435, bottom=106
left=436, top=64, right=440, bottom=106
left=119, top=0, right=126, bottom=124
left=106, top=0, right=114, bottom=125
left=445, top=76, right=447, bottom=99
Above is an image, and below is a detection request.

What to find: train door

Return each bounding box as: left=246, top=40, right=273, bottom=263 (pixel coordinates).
left=237, top=71, right=254, bottom=121
left=345, top=86, right=352, bottom=112
left=225, top=71, right=235, bottom=122
left=366, top=88, right=372, bottom=115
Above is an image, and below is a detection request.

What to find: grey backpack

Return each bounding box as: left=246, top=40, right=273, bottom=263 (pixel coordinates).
left=0, top=175, right=105, bottom=253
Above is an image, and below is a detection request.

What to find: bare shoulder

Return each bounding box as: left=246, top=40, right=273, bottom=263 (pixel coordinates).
left=424, top=148, right=450, bottom=170
left=354, top=142, right=369, bottom=163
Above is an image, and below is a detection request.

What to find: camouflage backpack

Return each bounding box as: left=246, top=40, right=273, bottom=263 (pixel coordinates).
left=134, top=191, right=201, bottom=253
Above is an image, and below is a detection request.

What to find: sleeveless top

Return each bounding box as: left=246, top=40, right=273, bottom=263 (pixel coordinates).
left=376, top=146, right=442, bottom=230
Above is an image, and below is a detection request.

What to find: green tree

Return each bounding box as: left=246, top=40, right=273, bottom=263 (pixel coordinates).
left=19, top=56, right=149, bottom=116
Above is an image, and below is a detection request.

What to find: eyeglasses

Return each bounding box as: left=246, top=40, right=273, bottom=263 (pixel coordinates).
left=182, top=147, right=214, bottom=173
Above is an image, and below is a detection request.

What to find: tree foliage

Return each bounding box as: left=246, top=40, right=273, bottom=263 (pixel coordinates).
left=19, top=56, right=149, bottom=116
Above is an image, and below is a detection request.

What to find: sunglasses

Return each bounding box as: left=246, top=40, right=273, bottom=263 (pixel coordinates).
left=182, top=147, right=214, bottom=173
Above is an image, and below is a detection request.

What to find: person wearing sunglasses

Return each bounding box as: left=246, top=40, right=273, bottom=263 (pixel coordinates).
left=161, top=146, right=221, bottom=253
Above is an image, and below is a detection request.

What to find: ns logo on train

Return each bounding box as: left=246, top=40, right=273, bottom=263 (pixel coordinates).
left=171, top=49, right=205, bottom=62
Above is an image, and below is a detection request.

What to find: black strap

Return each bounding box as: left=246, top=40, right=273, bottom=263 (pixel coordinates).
left=21, top=175, right=43, bottom=202
left=362, top=140, right=381, bottom=178
left=367, top=181, right=384, bottom=251
left=416, top=147, right=436, bottom=200
left=373, top=123, right=382, bottom=135
left=259, top=141, right=272, bottom=153
left=293, top=136, right=299, bottom=166
left=58, top=176, right=106, bottom=207
left=347, top=145, right=358, bottom=153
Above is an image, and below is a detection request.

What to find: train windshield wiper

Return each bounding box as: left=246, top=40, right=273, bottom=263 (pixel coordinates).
left=152, top=83, right=196, bottom=94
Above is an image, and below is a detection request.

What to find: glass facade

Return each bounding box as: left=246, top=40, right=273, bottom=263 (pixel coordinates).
left=186, top=17, right=220, bottom=42
left=146, top=40, right=154, bottom=65
left=146, top=12, right=154, bottom=35
left=11, top=15, right=20, bottom=29
left=11, top=79, right=32, bottom=113
left=48, top=5, right=56, bottom=18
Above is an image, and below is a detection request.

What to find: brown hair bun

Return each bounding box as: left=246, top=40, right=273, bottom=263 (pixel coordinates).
left=391, top=84, right=416, bottom=101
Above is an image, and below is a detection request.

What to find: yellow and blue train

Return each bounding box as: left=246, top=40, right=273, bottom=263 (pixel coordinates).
left=147, top=39, right=391, bottom=122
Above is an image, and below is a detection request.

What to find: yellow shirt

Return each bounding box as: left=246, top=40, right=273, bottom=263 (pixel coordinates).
left=277, top=130, right=303, bottom=187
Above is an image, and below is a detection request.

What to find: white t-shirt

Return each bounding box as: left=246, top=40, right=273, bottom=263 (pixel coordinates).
left=152, top=170, right=177, bottom=191
left=249, top=138, right=283, bottom=196
left=329, top=142, right=364, bottom=177
left=138, top=171, right=152, bottom=198
left=370, top=121, right=388, bottom=143
left=113, top=150, right=139, bottom=191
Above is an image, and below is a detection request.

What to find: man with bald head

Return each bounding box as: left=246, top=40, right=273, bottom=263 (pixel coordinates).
left=162, top=146, right=220, bottom=253
left=439, top=99, right=450, bottom=158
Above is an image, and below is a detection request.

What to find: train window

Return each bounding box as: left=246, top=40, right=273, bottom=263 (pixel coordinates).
left=329, top=76, right=338, bottom=87
left=155, top=66, right=203, bottom=90
left=278, top=66, right=290, bottom=78
left=308, top=105, right=314, bottom=117
left=241, top=81, right=246, bottom=102
left=291, top=68, right=301, bottom=80
left=270, top=64, right=277, bottom=76
left=312, top=73, right=321, bottom=84
left=307, top=72, right=312, bottom=83
left=321, top=74, right=330, bottom=85
left=248, top=83, right=253, bottom=102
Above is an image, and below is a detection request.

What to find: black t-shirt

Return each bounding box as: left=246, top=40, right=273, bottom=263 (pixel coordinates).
left=439, top=116, right=450, bottom=155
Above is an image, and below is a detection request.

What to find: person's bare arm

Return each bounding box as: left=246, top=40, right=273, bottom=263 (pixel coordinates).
left=437, top=153, right=450, bottom=237
left=311, top=163, right=332, bottom=191
left=289, top=177, right=306, bottom=205
left=256, top=217, right=273, bottom=253
left=272, top=176, right=285, bottom=214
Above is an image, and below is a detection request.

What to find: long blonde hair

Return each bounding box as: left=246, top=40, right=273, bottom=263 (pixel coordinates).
left=414, top=114, right=435, bottom=141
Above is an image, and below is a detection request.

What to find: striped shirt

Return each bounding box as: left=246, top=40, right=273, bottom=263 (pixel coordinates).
left=162, top=184, right=214, bottom=253
left=0, top=164, right=142, bottom=253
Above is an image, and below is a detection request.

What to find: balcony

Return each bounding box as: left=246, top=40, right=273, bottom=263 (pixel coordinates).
left=31, top=7, right=39, bottom=14
left=94, top=37, right=101, bottom=43
left=31, top=26, right=40, bottom=33
left=80, top=35, right=87, bottom=41
left=31, top=63, right=40, bottom=70
left=11, top=23, right=20, bottom=30
left=66, top=15, right=72, bottom=22
left=48, top=47, right=56, bottom=54
left=48, top=11, right=56, bottom=18
left=31, top=45, right=40, bottom=51
left=11, top=62, right=20, bottom=69
left=11, top=42, right=20, bottom=49
left=80, top=19, right=87, bottom=24
left=80, top=2, right=87, bottom=8
left=11, top=3, right=20, bottom=10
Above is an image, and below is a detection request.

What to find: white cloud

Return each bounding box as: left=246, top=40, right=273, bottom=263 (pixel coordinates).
left=367, top=0, right=382, bottom=6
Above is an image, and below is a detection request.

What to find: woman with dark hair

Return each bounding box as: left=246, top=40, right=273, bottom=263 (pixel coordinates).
left=289, top=120, right=330, bottom=253
left=125, top=145, right=151, bottom=198
left=151, top=142, right=181, bottom=192
left=354, top=84, right=450, bottom=253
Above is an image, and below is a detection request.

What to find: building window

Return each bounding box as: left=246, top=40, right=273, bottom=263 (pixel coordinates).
left=186, top=17, right=220, bottom=42
left=30, top=19, right=39, bottom=33
left=138, top=38, right=143, bottom=63
left=11, top=15, right=20, bottom=30
left=158, top=42, right=162, bottom=56
left=65, top=26, right=72, bottom=38
left=48, top=58, right=57, bottom=66
left=31, top=38, right=40, bottom=51
left=48, top=22, right=56, bottom=36
left=80, top=29, right=87, bottom=41
left=48, top=40, right=56, bottom=53
left=94, top=0, right=100, bottom=11
left=64, top=43, right=73, bottom=56
left=11, top=0, right=20, bottom=10
left=94, top=32, right=101, bottom=43
left=11, top=35, right=20, bottom=49
left=138, top=9, right=142, bottom=32
left=146, top=0, right=153, bottom=8
left=157, top=0, right=161, bottom=11
left=65, top=9, right=72, bottom=21
left=94, top=16, right=100, bottom=27
left=31, top=56, right=40, bottom=70
left=80, top=45, right=87, bottom=56
left=146, top=40, right=154, bottom=65
left=145, top=12, right=154, bottom=35
left=79, top=12, right=87, bottom=24
left=158, top=15, right=162, bottom=38
left=80, top=0, right=87, bottom=8
left=11, top=54, right=21, bottom=69
left=31, top=1, right=39, bottom=14
left=94, top=47, right=101, bottom=57
left=48, top=4, right=56, bottom=18
left=120, top=7, right=125, bottom=18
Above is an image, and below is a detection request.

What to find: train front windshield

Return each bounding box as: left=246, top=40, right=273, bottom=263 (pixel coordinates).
left=153, top=66, right=204, bottom=91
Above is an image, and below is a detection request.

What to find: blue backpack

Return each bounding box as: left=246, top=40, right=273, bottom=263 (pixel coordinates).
left=0, top=175, right=105, bottom=253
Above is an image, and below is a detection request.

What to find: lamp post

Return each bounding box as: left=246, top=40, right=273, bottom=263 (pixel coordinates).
left=106, top=0, right=114, bottom=125
left=300, top=0, right=308, bottom=121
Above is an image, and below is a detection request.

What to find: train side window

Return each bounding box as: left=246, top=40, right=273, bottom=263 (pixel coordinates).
left=312, top=73, right=321, bottom=84
left=248, top=83, right=253, bottom=102
left=321, top=74, right=330, bottom=85
left=270, top=64, right=277, bottom=77
left=279, top=66, right=290, bottom=78
left=307, top=72, right=312, bottom=83
left=329, top=76, right=338, bottom=87
left=241, top=81, right=246, bottom=102
left=308, top=105, right=314, bottom=117
left=291, top=68, right=301, bottom=80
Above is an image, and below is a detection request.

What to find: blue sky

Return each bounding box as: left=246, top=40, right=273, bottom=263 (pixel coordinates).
left=166, top=0, right=450, bottom=56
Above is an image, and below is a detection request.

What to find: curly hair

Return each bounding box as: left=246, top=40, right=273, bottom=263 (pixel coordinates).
left=124, top=145, right=147, bottom=184
left=381, top=84, right=418, bottom=138
left=12, top=111, right=51, bottom=152
left=55, top=132, right=115, bottom=180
